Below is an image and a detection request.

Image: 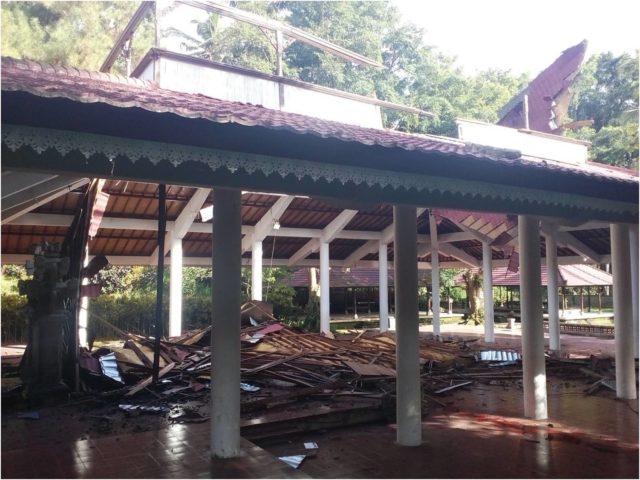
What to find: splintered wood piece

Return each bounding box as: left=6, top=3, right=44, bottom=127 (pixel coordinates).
left=244, top=352, right=306, bottom=375
left=344, top=361, right=396, bottom=377
left=125, top=362, right=176, bottom=397
left=368, top=352, right=383, bottom=365
left=124, top=340, right=154, bottom=369
left=265, top=370, right=316, bottom=387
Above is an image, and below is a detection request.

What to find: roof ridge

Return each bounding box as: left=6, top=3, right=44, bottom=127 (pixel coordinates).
left=1, top=55, right=469, bottom=146
left=1, top=56, right=153, bottom=89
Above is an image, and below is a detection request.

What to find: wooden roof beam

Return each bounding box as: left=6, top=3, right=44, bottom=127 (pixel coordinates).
left=177, top=0, right=382, bottom=68
left=344, top=208, right=426, bottom=267
left=241, top=195, right=294, bottom=253
left=100, top=1, right=155, bottom=73
left=149, top=187, right=211, bottom=264
left=541, top=222, right=602, bottom=263
left=437, top=243, right=481, bottom=268
left=287, top=209, right=358, bottom=266
left=1, top=178, right=89, bottom=225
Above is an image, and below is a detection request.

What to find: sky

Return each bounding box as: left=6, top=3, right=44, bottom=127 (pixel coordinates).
left=393, top=0, right=640, bottom=76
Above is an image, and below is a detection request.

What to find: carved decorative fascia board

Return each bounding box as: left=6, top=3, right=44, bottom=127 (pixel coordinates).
left=3, top=125, right=636, bottom=221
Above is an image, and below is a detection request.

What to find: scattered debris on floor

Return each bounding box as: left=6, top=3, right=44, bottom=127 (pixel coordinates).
left=16, top=411, right=39, bottom=420
left=278, top=454, right=306, bottom=469
left=2, top=302, right=630, bottom=440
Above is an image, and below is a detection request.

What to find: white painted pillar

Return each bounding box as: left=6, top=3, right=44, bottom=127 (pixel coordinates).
left=429, top=212, right=440, bottom=336
left=320, top=241, right=330, bottom=334
left=518, top=215, right=548, bottom=420
left=545, top=226, right=560, bottom=352
left=482, top=241, right=495, bottom=343
left=78, top=246, right=89, bottom=348
left=629, top=226, right=639, bottom=358
left=611, top=224, right=636, bottom=399
left=431, top=250, right=440, bottom=336
left=169, top=234, right=183, bottom=338
left=379, top=242, right=389, bottom=332
left=394, top=205, right=422, bottom=446
left=210, top=188, right=242, bottom=458
left=251, top=240, right=263, bottom=301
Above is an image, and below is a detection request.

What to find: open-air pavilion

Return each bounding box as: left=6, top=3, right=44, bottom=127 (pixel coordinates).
left=1, top=2, right=638, bottom=474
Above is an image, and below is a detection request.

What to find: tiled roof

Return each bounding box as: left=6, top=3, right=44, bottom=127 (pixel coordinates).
left=285, top=264, right=611, bottom=288
left=498, top=40, right=587, bottom=133
left=2, top=56, right=637, bottom=186
left=285, top=267, right=431, bottom=288
left=455, top=264, right=612, bottom=287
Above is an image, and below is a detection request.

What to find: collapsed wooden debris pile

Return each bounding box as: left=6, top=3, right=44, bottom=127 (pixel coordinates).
left=73, top=304, right=619, bottom=436
left=81, top=315, right=465, bottom=404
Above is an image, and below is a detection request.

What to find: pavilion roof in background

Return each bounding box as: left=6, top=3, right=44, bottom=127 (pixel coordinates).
left=284, top=264, right=612, bottom=289
left=454, top=263, right=612, bottom=288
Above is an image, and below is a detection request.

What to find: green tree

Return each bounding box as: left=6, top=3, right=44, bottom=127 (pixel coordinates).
left=185, top=1, right=527, bottom=137
left=461, top=269, right=483, bottom=325
left=440, top=268, right=464, bottom=312
left=1, top=1, right=154, bottom=74
left=569, top=51, right=639, bottom=168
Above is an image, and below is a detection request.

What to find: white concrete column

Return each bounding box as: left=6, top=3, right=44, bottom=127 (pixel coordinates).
left=169, top=234, right=183, bottom=338
left=629, top=226, right=638, bottom=358
left=210, top=188, right=242, bottom=458
left=482, top=241, right=495, bottom=343
left=544, top=227, right=560, bottom=352
left=394, top=205, right=422, bottom=446
left=251, top=240, right=263, bottom=301
left=611, top=224, right=636, bottom=399
left=431, top=249, right=441, bottom=336
left=320, top=241, right=330, bottom=334
left=78, top=246, right=89, bottom=348
left=429, top=212, right=440, bottom=336
left=518, top=215, right=548, bottom=420
left=379, top=242, right=389, bottom=332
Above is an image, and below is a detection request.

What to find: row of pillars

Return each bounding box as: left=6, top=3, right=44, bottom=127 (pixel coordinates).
left=208, top=190, right=638, bottom=457
left=78, top=188, right=637, bottom=457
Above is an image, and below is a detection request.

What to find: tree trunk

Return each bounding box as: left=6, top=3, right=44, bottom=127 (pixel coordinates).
left=309, top=267, right=319, bottom=303
left=462, top=270, right=484, bottom=325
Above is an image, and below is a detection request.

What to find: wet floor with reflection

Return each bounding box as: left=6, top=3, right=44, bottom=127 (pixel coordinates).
left=2, top=375, right=637, bottom=478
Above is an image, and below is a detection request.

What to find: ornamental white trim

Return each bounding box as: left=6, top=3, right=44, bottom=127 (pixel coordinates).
left=2, top=125, right=636, bottom=219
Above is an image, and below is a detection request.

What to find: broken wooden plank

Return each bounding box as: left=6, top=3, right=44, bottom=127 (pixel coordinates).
left=124, top=340, right=155, bottom=369
left=423, top=393, right=448, bottom=407
left=584, top=379, right=605, bottom=395
left=344, top=361, right=396, bottom=377
left=244, top=352, right=306, bottom=375
left=434, top=381, right=473, bottom=394
left=579, top=367, right=605, bottom=380
left=125, top=362, right=176, bottom=397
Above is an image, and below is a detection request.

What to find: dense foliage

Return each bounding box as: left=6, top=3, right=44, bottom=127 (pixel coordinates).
left=3, top=1, right=634, bottom=163
left=568, top=52, right=639, bottom=168
left=0, top=2, right=636, bottom=339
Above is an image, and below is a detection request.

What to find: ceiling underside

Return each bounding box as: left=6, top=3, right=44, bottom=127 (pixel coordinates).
left=0, top=57, right=634, bottom=269
left=1, top=177, right=615, bottom=270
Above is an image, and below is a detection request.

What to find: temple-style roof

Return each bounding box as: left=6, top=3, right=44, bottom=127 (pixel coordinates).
left=2, top=56, right=636, bottom=187
left=454, top=263, right=612, bottom=288
left=498, top=40, right=588, bottom=134
left=1, top=56, right=637, bottom=267
left=283, top=264, right=612, bottom=288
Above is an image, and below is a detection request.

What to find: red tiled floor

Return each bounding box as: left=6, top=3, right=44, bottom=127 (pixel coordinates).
left=254, top=379, right=638, bottom=479
left=2, top=332, right=637, bottom=478
left=1, top=422, right=309, bottom=479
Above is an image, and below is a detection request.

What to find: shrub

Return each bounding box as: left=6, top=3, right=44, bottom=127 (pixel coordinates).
left=1, top=294, right=29, bottom=344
